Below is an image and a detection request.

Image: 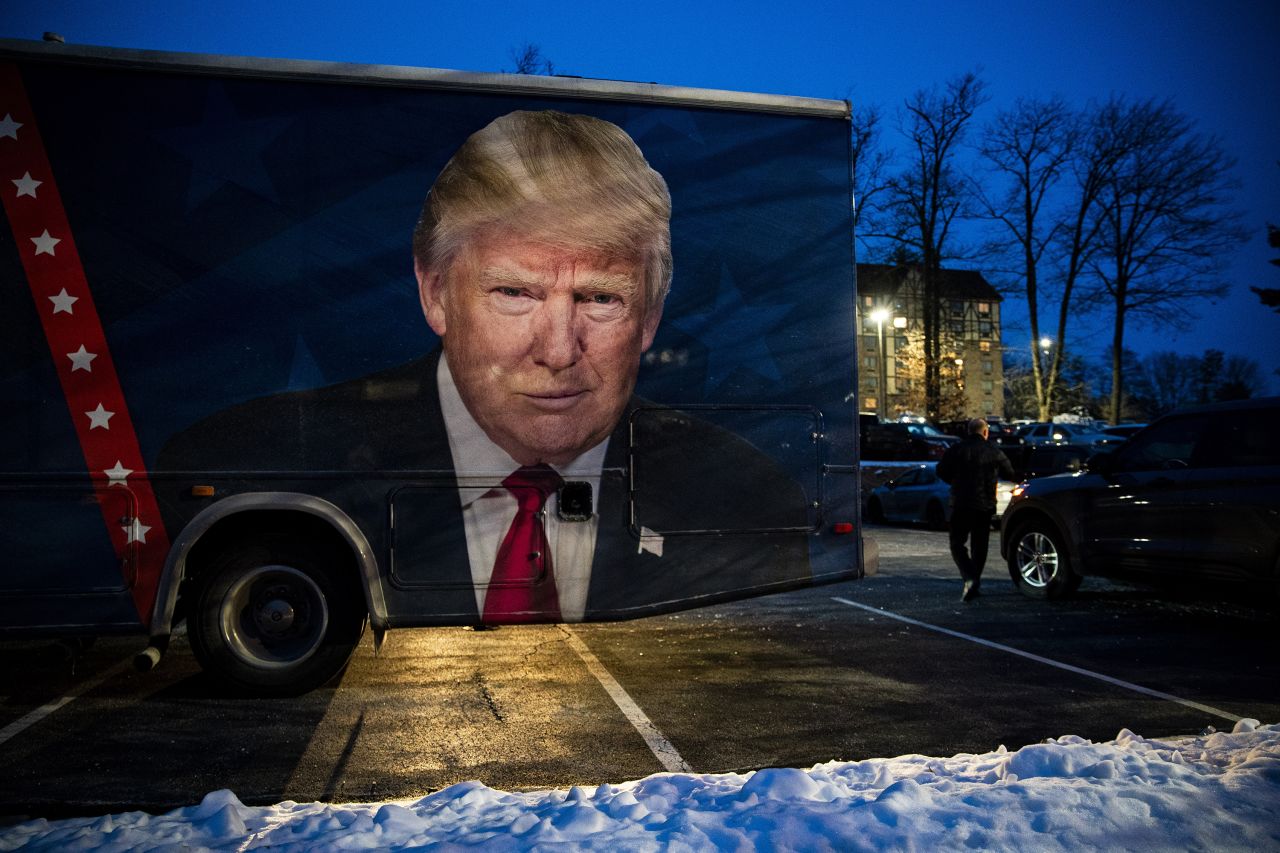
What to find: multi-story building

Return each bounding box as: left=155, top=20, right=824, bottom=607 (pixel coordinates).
left=856, top=263, right=1005, bottom=421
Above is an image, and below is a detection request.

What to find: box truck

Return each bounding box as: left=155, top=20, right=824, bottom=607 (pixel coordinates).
left=0, top=38, right=869, bottom=694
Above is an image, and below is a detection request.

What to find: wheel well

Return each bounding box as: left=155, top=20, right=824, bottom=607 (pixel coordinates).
left=180, top=510, right=364, bottom=611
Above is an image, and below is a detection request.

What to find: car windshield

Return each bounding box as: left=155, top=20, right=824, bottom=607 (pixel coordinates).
left=907, top=424, right=946, bottom=437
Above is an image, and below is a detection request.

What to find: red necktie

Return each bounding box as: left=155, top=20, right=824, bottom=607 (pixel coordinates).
left=482, top=464, right=563, bottom=623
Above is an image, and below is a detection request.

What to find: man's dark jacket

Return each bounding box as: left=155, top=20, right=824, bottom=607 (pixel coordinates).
left=936, top=433, right=1015, bottom=513
left=156, top=350, right=812, bottom=624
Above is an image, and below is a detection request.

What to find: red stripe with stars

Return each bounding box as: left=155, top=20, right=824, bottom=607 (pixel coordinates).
left=0, top=62, right=169, bottom=627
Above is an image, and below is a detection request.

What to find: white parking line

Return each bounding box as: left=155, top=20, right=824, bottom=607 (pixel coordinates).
left=0, top=659, right=132, bottom=747
left=563, top=627, right=692, bottom=773
left=832, top=597, right=1243, bottom=723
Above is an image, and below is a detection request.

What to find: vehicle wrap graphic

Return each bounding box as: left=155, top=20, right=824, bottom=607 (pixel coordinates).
left=0, top=62, right=170, bottom=624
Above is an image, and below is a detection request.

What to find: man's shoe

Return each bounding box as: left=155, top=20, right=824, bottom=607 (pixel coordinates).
left=961, top=580, right=980, bottom=601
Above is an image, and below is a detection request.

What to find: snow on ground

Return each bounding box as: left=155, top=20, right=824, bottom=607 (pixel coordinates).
left=3, top=720, right=1277, bottom=851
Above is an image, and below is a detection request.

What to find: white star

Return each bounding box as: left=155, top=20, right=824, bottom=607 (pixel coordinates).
left=122, top=518, right=152, bottom=545
left=0, top=114, right=21, bottom=140
left=12, top=172, right=41, bottom=198
left=85, top=403, right=114, bottom=430
left=31, top=229, right=60, bottom=256
left=67, top=345, right=97, bottom=372
left=49, top=289, right=78, bottom=314
left=104, top=460, right=133, bottom=485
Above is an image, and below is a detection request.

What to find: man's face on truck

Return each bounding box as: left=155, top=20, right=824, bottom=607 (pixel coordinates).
left=419, top=229, right=662, bottom=467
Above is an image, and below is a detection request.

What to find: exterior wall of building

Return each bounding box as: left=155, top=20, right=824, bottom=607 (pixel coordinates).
left=857, top=274, right=1005, bottom=421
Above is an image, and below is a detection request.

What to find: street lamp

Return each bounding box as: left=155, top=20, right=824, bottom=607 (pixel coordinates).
left=870, top=307, right=890, bottom=418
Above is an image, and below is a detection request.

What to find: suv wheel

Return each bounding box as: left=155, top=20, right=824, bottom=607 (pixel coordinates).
left=1007, top=520, right=1080, bottom=599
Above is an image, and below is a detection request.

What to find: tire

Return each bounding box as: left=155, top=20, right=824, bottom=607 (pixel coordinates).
left=1006, top=519, right=1081, bottom=599
left=867, top=497, right=886, bottom=524
left=925, top=500, right=947, bottom=531
left=189, top=537, right=366, bottom=696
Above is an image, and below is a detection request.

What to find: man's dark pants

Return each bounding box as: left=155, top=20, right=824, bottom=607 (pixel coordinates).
left=948, top=505, right=994, bottom=582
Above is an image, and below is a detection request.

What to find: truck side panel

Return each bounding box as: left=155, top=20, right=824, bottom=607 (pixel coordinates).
left=0, top=47, right=859, bottom=637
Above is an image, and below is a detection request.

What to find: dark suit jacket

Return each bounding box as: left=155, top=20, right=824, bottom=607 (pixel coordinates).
left=156, top=350, right=812, bottom=624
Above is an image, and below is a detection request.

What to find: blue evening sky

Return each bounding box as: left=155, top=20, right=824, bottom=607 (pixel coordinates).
left=3, top=0, right=1278, bottom=390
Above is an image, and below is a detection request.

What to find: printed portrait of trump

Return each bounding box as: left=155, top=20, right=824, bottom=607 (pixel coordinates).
left=159, top=109, right=810, bottom=626
left=411, top=109, right=674, bottom=621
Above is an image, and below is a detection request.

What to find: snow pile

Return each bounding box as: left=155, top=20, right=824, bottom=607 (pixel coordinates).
left=3, top=720, right=1277, bottom=851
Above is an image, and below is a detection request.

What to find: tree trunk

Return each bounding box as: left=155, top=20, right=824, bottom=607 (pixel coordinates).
left=1109, top=306, right=1126, bottom=425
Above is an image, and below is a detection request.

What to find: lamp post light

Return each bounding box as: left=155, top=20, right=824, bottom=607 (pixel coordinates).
left=870, top=307, right=890, bottom=418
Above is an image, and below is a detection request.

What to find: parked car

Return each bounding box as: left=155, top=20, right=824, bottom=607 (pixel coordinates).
left=999, top=397, right=1280, bottom=599
left=1095, top=423, right=1148, bottom=447
left=903, top=422, right=960, bottom=446
left=867, top=462, right=1014, bottom=529
left=1020, top=421, right=1111, bottom=451
left=861, top=421, right=954, bottom=461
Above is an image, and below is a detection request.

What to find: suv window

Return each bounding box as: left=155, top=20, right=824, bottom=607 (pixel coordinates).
left=1115, top=414, right=1209, bottom=471
left=1192, top=408, right=1280, bottom=468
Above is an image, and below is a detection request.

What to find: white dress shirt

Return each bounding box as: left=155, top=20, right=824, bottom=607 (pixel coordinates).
left=436, top=353, right=606, bottom=622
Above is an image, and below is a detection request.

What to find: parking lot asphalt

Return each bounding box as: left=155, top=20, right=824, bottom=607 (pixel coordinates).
left=1, top=523, right=1275, bottom=821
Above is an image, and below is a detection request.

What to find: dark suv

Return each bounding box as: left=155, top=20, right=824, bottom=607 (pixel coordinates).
left=999, top=397, right=1280, bottom=599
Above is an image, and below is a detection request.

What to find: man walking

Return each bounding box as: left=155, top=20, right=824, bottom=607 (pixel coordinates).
left=936, top=418, right=1015, bottom=601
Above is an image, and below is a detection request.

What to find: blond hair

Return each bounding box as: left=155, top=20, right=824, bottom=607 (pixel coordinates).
left=412, top=110, right=672, bottom=313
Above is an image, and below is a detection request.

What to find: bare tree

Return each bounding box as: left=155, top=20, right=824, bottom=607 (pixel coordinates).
left=889, top=331, right=969, bottom=422
left=1217, top=353, right=1266, bottom=400
left=1090, top=98, right=1247, bottom=423
left=850, top=103, right=892, bottom=262
left=1250, top=222, right=1280, bottom=313
left=977, top=96, right=1144, bottom=422
left=878, top=72, right=988, bottom=419
left=1136, top=351, right=1200, bottom=414
left=977, top=97, right=1075, bottom=420
left=508, top=42, right=555, bottom=76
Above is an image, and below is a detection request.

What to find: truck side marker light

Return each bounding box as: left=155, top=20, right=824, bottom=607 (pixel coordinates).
left=832, top=522, right=854, bottom=534
left=191, top=485, right=215, bottom=497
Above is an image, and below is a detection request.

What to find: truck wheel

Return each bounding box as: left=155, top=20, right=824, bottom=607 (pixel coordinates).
left=1007, top=520, right=1080, bottom=599
left=189, top=540, right=365, bottom=696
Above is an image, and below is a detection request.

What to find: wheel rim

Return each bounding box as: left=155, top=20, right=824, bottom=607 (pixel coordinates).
left=1015, top=532, right=1059, bottom=588
left=219, top=565, right=329, bottom=670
